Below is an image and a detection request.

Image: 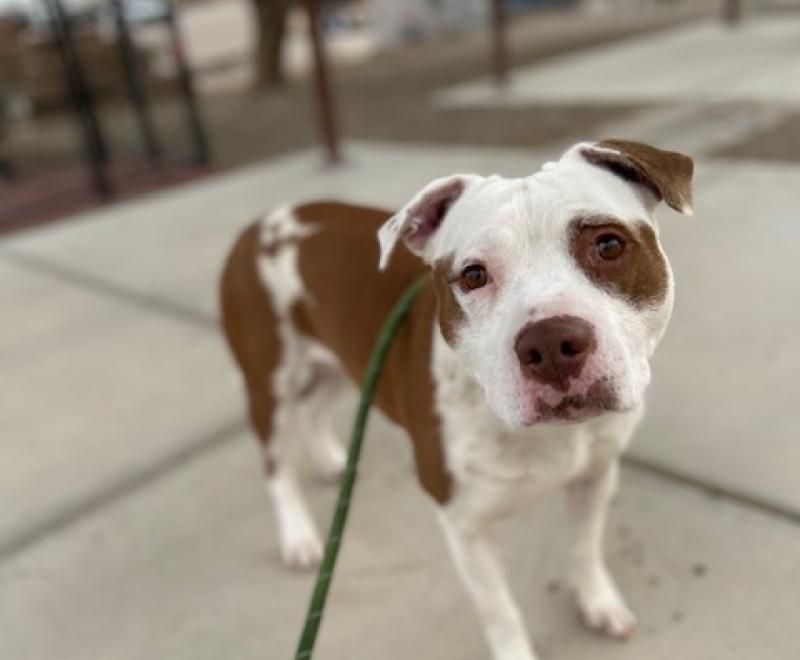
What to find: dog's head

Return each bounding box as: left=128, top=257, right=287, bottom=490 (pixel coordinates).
left=378, top=140, right=693, bottom=427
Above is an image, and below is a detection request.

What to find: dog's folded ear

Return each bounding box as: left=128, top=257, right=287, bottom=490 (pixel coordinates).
left=578, top=139, right=694, bottom=215
left=377, top=175, right=478, bottom=270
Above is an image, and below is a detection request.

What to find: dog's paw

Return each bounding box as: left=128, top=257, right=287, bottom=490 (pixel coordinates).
left=577, top=589, right=637, bottom=639
left=280, top=529, right=323, bottom=571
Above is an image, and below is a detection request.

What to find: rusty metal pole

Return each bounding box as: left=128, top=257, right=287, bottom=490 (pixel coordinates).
left=490, top=0, right=509, bottom=86
left=164, top=0, right=211, bottom=165
left=722, top=0, right=743, bottom=25
left=303, top=0, right=342, bottom=164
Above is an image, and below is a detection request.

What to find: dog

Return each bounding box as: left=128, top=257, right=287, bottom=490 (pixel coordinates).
left=219, top=139, right=693, bottom=660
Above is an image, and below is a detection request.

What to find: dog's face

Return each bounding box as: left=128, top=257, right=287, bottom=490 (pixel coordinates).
left=379, top=140, right=694, bottom=427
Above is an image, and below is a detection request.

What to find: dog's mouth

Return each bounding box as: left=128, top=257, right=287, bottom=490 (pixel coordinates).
left=533, top=380, right=619, bottom=423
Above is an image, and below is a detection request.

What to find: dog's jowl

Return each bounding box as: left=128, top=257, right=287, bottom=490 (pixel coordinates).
left=220, top=140, right=693, bottom=660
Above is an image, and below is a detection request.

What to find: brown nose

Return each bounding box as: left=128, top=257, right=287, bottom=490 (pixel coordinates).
left=514, top=316, right=596, bottom=391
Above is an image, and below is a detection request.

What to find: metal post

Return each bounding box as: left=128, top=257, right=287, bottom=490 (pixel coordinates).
left=43, top=0, right=111, bottom=196
left=303, top=0, right=342, bottom=165
left=0, top=159, right=14, bottom=180
left=110, top=0, right=163, bottom=163
left=722, top=0, right=743, bottom=25
left=490, top=0, right=509, bottom=86
left=163, top=0, right=211, bottom=165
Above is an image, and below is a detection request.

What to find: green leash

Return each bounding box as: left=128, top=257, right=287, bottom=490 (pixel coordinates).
left=294, top=274, right=429, bottom=660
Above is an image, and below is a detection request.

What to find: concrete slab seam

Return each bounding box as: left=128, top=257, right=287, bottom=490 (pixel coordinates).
left=0, top=417, right=248, bottom=563
left=0, top=249, right=218, bottom=331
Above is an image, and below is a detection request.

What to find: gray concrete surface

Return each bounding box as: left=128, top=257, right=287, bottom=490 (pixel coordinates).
left=640, top=158, right=800, bottom=516
left=0, top=259, right=242, bottom=548
left=434, top=17, right=800, bottom=108
left=1, top=139, right=799, bottom=659
left=2, top=432, right=799, bottom=660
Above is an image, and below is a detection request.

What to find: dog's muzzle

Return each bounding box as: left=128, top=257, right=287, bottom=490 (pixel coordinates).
left=514, top=315, right=597, bottom=392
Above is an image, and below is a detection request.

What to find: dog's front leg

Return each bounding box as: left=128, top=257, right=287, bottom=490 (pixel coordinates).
left=438, top=510, right=538, bottom=660
left=567, top=458, right=636, bottom=639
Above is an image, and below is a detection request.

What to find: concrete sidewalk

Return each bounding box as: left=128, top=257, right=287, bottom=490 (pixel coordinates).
left=1, top=140, right=799, bottom=660
left=435, top=17, right=800, bottom=107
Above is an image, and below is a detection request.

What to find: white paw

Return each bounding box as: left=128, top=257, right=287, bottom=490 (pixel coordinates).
left=280, top=528, right=323, bottom=571
left=268, top=471, right=324, bottom=571
left=577, top=588, right=637, bottom=639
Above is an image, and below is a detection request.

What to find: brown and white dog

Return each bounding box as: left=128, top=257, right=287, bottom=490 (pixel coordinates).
left=220, top=140, right=693, bottom=660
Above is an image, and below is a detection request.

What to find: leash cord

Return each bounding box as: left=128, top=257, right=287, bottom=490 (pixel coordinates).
left=293, top=274, right=429, bottom=660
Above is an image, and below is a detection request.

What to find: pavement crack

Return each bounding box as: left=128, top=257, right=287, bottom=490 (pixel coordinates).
left=623, top=455, right=800, bottom=527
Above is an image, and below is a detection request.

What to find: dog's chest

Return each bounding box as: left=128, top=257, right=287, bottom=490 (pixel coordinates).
left=447, top=411, right=622, bottom=507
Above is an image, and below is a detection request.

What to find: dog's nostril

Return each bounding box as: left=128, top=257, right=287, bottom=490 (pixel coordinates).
left=560, top=341, right=578, bottom=357
left=530, top=349, right=543, bottom=365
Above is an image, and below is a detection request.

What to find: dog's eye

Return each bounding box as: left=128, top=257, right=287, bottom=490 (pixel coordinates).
left=459, top=265, right=488, bottom=291
left=595, top=234, right=626, bottom=261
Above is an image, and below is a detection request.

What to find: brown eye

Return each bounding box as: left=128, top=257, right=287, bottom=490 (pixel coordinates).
left=459, top=265, right=488, bottom=291
left=595, top=234, right=626, bottom=261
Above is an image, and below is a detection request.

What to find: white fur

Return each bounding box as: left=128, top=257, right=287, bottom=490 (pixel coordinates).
left=257, top=206, right=316, bottom=314
left=566, top=459, right=637, bottom=638
left=267, top=471, right=323, bottom=570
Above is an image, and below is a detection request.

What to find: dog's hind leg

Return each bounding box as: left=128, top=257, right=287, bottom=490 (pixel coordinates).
left=292, top=343, right=348, bottom=482
left=221, top=220, right=323, bottom=571
left=232, top=377, right=326, bottom=574
left=260, top=381, right=324, bottom=572
left=242, top=375, right=323, bottom=571
left=234, top=337, right=325, bottom=571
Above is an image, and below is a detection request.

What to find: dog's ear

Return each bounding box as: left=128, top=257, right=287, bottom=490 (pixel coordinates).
left=578, top=139, right=694, bottom=215
left=377, top=175, right=477, bottom=270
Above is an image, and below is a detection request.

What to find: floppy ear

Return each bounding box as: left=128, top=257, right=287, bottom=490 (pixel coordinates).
left=377, top=175, right=476, bottom=270
left=579, top=139, right=694, bottom=215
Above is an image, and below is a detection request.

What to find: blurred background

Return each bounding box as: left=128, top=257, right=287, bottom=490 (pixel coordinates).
left=1, top=1, right=799, bottom=659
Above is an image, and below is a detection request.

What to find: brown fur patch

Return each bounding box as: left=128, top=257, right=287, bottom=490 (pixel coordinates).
left=284, top=201, right=454, bottom=504
left=584, top=139, right=693, bottom=214
left=432, top=255, right=465, bottom=347
left=569, top=216, right=669, bottom=307
left=219, top=221, right=281, bottom=475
